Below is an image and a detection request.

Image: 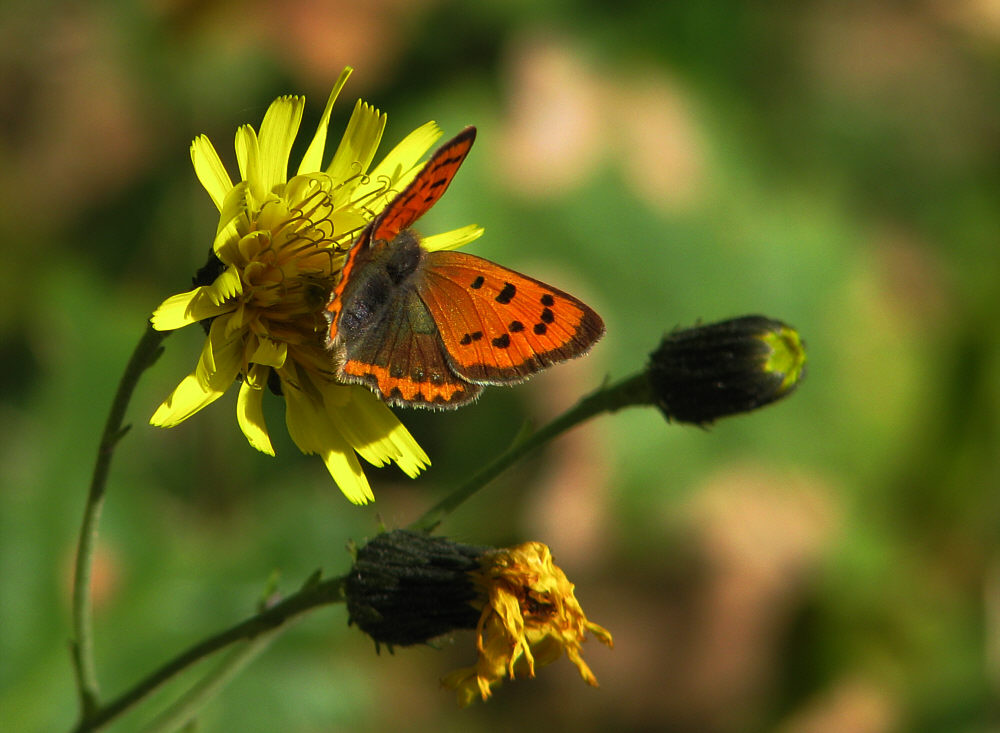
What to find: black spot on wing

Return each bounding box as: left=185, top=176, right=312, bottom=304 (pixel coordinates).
left=496, top=282, right=516, bottom=304
left=540, top=293, right=555, bottom=307
left=509, top=320, right=525, bottom=333
left=540, top=307, right=555, bottom=324
left=470, top=275, right=485, bottom=289
left=492, top=333, right=511, bottom=348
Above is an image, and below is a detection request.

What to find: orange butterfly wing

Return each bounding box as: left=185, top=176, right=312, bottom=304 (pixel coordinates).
left=327, top=126, right=476, bottom=343
left=326, top=125, right=605, bottom=409
left=371, top=126, right=476, bottom=243
left=336, top=284, right=483, bottom=407
left=416, top=250, right=605, bottom=384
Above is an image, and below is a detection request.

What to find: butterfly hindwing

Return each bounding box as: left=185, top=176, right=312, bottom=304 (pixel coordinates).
left=336, top=284, right=482, bottom=407
left=415, top=250, right=605, bottom=384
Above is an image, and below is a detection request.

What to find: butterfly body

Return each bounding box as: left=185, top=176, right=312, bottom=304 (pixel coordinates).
left=327, top=127, right=604, bottom=408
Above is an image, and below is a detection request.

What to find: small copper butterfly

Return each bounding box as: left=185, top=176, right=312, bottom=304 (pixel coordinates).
left=326, top=127, right=604, bottom=408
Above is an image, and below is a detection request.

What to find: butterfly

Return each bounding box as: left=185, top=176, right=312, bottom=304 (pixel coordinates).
left=326, top=126, right=604, bottom=408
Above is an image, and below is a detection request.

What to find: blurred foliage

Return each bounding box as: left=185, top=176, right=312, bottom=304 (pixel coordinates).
left=2, top=0, right=999, bottom=731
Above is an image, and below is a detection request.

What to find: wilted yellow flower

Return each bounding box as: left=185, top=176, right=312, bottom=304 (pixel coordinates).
left=344, top=531, right=611, bottom=704
left=149, top=67, right=483, bottom=504
left=442, top=541, right=613, bottom=706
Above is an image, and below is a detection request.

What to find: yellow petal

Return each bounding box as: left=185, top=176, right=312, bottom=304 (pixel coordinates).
left=208, top=265, right=243, bottom=303
left=190, top=135, right=233, bottom=211
left=358, top=121, right=442, bottom=207
left=195, top=315, right=244, bottom=391
left=422, top=224, right=485, bottom=252
left=235, top=124, right=262, bottom=204
left=150, top=374, right=227, bottom=427
left=297, top=67, right=353, bottom=175
left=150, top=286, right=234, bottom=331
left=326, top=100, right=386, bottom=194
left=284, top=383, right=374, bottom=504
left=319, top=446, right=372, bottom=506
left=320, top=383, right=429, bottom=477
left=249, top=336, right=287, bottom=368
left=213, top=182, right=249, bottom=260
left=329, top=209, right=369, bottom=246
left=237, top=368, right=274, bottom=455
left=258, top=95, right=305, bottom=194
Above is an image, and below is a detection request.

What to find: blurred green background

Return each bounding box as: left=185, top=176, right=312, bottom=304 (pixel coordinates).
left=2, top=1, right=999, bottom=731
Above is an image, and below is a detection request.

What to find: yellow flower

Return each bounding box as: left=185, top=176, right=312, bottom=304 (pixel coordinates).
left=149, top=67, right=482, bottom=504
left=441, top=541, right=613, bottom=706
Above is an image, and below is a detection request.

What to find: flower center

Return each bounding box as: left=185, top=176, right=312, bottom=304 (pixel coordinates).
left=239, top=174, right=359, bottom=345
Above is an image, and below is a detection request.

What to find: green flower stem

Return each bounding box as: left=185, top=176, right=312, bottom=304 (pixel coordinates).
left=72, top=575, right=347, bottom=733
left=68, top=354, right=652, bottom=730
left=72, top=324, right=168, bottom=717
left=144, top=632, right=283, bottom=733
left=410, top=370, right=653, bottom=534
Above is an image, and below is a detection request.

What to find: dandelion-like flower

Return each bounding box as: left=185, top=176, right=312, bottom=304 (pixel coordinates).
left=149, top=68, right=483, bottom=503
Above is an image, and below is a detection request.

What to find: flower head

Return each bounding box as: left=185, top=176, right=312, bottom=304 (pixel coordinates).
left=344, top=531, right=611, bottom=705
left=442, top=541, right=613, bottom=706
left=648, top=315, right=806, bottom=425
left=149, top=68, right=482, bottom=503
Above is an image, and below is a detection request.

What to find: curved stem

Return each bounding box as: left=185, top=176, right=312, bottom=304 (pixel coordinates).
left=144, top=632, right=283, bottom=733
left=72, top=324, right=168, bottom=716
left=410, top=370, right=652, bottom=534
left=68, top=354, right=652, bottom=729
left=73, top=575, right=347, bottom=732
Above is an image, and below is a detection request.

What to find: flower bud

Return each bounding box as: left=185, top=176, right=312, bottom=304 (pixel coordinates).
left=345, top=530, right=486, bottom=648
left=648, top=315, right=805, bottom=424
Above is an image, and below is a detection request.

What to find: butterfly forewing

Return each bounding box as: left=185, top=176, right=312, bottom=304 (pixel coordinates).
left=371, top=127, right=476, bottom=243
left=416, top=250, right=605, bottom=384
left=327, top=127, right=477, bottom=344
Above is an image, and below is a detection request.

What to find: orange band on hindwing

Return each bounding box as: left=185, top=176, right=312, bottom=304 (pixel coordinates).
left=341, top=359, right=481, bottom=407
